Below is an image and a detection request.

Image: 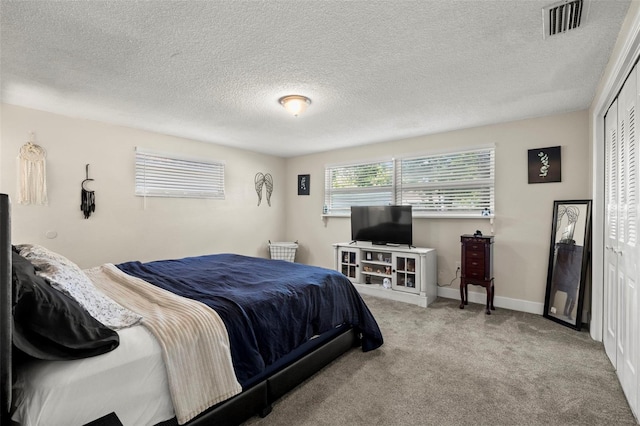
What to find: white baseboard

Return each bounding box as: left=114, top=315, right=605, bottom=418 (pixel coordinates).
left=437, top=286, right=544, bottom=315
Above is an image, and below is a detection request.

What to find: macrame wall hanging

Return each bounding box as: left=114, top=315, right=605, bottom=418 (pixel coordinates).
left=254, top=172, right=273, bottom=206
left=81, top=164, right=96, bottom=219
left=18, top=132, right=48, bottom=205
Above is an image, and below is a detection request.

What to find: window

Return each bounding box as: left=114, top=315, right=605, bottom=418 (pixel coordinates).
left=135, top=148, right=225, bottom=199
left=324, top=160, right=394, bottom=216
left=324, top=146, right=495, bottom=218
left=397, top=147, right=495, bottom=216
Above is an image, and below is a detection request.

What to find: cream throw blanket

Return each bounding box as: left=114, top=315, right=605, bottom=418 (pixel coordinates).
left=85, top=264, right=242, bottom=425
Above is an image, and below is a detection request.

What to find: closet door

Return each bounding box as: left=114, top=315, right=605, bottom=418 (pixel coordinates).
left=632, top=64, right=640, bottom=414
left=604, top=98, right=618, bottom=368
left=604, top=63, right=640, bottom=419
left=616, top=64, right=638, bottom=411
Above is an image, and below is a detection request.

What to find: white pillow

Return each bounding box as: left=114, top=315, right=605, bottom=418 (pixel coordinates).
left=16, top=244, right=142, bottom=330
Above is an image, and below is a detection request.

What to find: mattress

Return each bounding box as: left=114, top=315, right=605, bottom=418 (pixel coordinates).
left=117, top=253, right=384, bottom=386
left=8, top=250, right=383, bottom=426
left=11, top=325, right=174, bottom=426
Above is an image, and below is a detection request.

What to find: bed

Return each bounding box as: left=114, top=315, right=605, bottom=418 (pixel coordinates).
left=0, top=193, right=383, bottom=426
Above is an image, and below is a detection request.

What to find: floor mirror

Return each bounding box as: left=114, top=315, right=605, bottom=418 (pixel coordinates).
left=543, top=199, right=592, bottom=330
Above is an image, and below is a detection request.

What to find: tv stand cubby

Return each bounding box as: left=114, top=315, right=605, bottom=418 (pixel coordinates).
left=333, top=242, right=437, bottom=307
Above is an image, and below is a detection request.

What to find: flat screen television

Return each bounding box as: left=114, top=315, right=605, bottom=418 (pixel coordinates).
left=350, top=205, right=412, bottom=246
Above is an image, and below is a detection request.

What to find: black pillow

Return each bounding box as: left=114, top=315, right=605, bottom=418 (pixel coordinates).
left=11, top=250, right=119, bottom=360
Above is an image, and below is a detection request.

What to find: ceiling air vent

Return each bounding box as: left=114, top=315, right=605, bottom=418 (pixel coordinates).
left=542, top=0, right=586, bottom=38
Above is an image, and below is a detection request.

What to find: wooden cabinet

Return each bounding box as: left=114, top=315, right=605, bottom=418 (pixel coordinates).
left=333, top=242, right=437, bottom=307
left=459, top=234, right=495, bottom=314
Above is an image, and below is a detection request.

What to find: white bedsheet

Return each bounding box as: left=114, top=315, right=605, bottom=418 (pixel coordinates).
left=11, top=325, right=175, bottom=426
left=87, top=264, right=241, bottom=424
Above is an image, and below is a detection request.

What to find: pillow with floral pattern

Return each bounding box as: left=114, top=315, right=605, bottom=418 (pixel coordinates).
left=16, top=244, right=141, bottom=330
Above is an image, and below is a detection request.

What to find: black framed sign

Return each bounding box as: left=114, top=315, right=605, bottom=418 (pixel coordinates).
left=298, top=174, right=310, bottom=195
left=528, top=146, right=561, bottom=184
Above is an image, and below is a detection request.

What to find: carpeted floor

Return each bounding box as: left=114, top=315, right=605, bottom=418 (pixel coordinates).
left=244, top=295, right=637, bottom=426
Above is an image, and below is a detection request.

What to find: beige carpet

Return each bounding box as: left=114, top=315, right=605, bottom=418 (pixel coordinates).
left=244, top=295, right=636, bottom=426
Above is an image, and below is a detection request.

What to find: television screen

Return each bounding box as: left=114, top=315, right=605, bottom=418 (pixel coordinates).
left=350, top=205, right=412, bottom=246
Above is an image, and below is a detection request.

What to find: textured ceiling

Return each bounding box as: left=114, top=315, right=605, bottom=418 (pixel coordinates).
left=0, top=0, right=631, bottom=157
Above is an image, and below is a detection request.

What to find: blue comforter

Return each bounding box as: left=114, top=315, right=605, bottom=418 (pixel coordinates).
left=116, top=254, right=383, bottom=386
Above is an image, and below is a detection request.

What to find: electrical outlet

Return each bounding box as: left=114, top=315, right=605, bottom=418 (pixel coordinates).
left=455, top=261, right=461, bottom=271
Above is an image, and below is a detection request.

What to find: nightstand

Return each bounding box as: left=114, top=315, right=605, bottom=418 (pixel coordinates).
left=459, top=234, right=495, bottom=314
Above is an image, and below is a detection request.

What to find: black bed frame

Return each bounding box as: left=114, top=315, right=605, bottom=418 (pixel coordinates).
left=1, top=194, right=12, bottom=426
left=186, top=327, right=358, bottom=426
left=0, top=193, right=360, bottom=426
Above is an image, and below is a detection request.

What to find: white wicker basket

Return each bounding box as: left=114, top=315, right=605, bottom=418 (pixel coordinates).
left=268, top=241, right=298, bottom=262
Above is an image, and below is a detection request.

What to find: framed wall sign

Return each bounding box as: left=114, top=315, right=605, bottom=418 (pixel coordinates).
left=298, top=174, right=310, bottom=195
left=528, top=146, right=561, bottom=184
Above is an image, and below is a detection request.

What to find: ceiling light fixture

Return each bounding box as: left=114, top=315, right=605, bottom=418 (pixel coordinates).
left=279, top=95, right=311, bottom=117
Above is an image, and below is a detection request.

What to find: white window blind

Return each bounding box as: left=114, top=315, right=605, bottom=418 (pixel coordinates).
left=135, top=148, right=225, bottom=199
left=324, top=160, right=394, bottom=215
left=323, top=146, right=495, bottom=218
left=397, top=147, right=495, bottom=217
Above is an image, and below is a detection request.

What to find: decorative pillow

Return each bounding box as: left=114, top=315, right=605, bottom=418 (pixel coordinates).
left=15, top=244, right=141, bottom=330
left=12, top=250, right=120, bottom=360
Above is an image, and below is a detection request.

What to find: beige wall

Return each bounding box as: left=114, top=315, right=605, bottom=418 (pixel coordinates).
left=285, top=110, right=590, bottom=312
left=0, top=103, right=590, bottom=312
left=0, top=104, right=286, bottom=268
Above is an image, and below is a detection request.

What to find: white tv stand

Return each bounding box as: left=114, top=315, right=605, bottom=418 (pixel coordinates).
left=332, top=242, right=437, bottom=307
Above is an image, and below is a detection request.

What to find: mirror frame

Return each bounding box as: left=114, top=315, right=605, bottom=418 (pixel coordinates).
left=543, top=199, right=592, bottom=330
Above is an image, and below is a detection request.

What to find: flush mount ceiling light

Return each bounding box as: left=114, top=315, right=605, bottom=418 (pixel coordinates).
left=279, top=95, right=311, bottom=117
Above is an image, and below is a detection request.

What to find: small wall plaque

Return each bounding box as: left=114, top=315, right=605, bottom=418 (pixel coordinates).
left=528, top=146, right=561, bottom=184
left=298, top=174, right=310, bottom=195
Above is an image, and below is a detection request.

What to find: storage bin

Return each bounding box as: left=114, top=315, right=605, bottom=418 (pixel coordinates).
left=268, top=241, right=298, bottom=262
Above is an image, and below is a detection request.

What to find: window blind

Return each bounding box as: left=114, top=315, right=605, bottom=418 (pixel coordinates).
left=323, top=147, right=495, bottom=218
left=397, top=148, right=494, bottom=216
left=324, top=160, right=394, bottom=215
left=135, top=148, right=225, bottom=199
